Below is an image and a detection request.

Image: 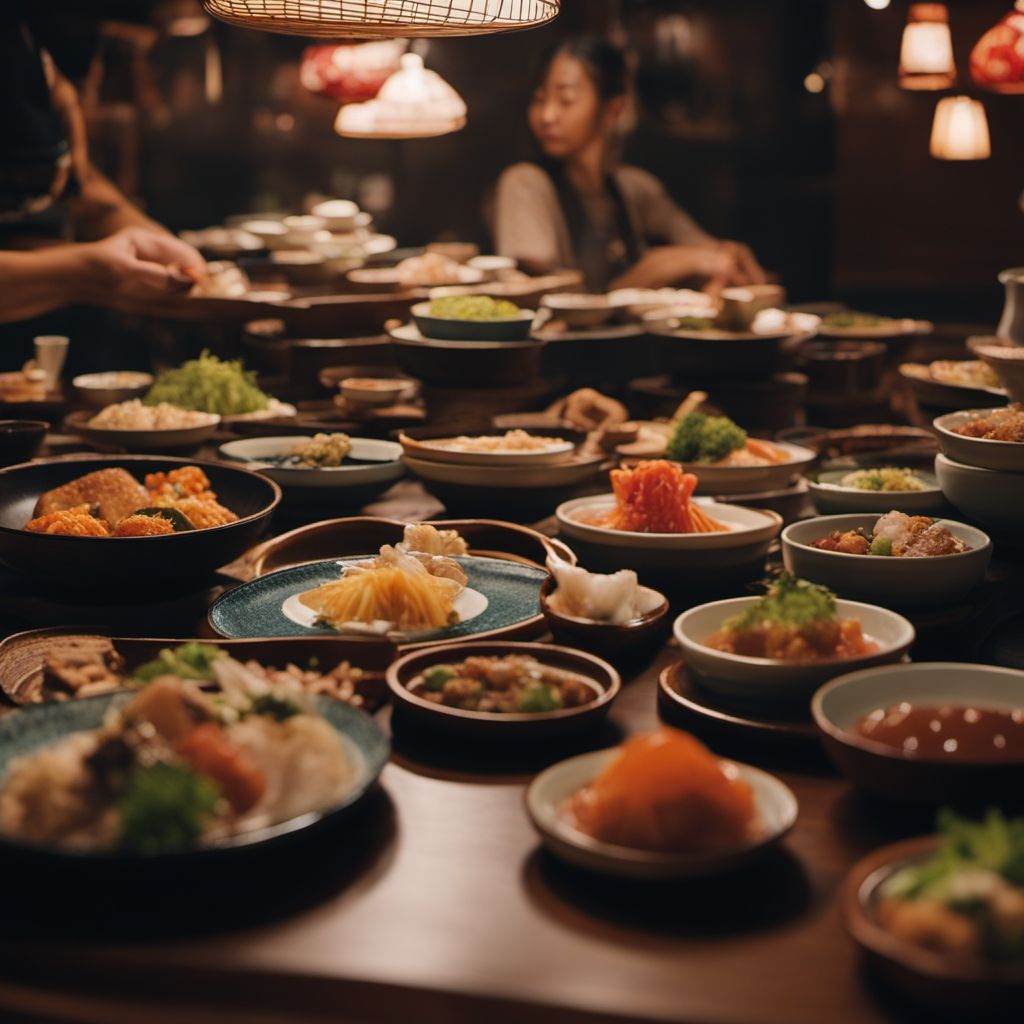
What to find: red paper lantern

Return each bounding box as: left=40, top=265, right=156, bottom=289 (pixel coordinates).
left=300, top=40, right=407, bottom=104
left=970, top=2, right=1024, bottom=94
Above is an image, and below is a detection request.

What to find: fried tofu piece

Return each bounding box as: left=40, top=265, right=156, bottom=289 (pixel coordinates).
left=33, top=469, right=148, bottom=525
left=112, top=514, right=175, bottom=537
left=25, top=506, right=110, bottom=537
left=155, top=496, right=237, bottom=530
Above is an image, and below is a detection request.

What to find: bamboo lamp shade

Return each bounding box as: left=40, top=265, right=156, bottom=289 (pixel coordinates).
left=202, top=0, right=560, bottom=38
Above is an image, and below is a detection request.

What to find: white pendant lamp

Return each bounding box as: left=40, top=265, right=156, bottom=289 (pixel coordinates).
left=899, top=3, right=957, bottom=90
left=335, top=52, right=466, bottom=139
left=203, top=0, right=559, bottom=38
left=929, top=95, right=991, bottom=160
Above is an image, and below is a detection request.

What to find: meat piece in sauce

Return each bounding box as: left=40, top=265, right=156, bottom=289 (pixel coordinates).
left=812, top=529, right=871, bottom=555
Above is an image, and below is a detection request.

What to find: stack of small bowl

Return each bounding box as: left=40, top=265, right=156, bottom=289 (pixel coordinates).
left=933, top=406, right=1024, bottom=539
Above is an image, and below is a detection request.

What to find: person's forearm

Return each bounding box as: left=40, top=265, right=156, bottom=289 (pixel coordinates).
left=69, top=165, right=163, bottom=240
left=0, top=247, right=94, bottom=323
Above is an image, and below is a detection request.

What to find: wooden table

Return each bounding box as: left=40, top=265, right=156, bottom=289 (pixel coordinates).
left=0, top=640, right=933, bottom=1024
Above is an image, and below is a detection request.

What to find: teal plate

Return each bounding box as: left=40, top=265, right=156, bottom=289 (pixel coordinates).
left=0, top=691, right=390, bottom=862
left=209, top=555, right=549, bottom=643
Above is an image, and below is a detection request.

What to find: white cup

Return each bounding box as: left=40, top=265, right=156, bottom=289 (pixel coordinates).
left=34, top=335, right=69, bottom=388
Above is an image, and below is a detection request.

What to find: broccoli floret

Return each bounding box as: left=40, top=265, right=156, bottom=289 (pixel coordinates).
left=423, top=666, right=455, bottom=692
left=729, top=573, right=837, bottom=631
left=517, top=684, right=563, bottom=714
left=133, top=643, right=224, bottom=683
left=666, top=412, right=748, bottom=463
left=119, top=762, right=219, bottom=854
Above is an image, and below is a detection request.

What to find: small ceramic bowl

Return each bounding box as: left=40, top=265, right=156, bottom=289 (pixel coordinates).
left=339, top=377, right=410, bottom=407
left=539, top=577, right=670, bottom=656
left=812, top=661, right=1024, bottom=804
left=386, top=641, right=620, bottom=741
left=72, top=371, right=153, bottom=409
left=976, top=343, right=1024, bottom=405
left=673, top=597, right=915, bottom=705
left=807, top=466, right=944, bottom=515
left=781, top=514, right=991, bottom=609
left=410, top=301, right=536, bottom=342
left=0, top=420, right=47, bottom=466
left=934, top=453, right=1024, bottom=536
left=541, top=293, right=614, bottom=329
left=842, top=836, right=1024, bottom=1014
left=933, top=408, right=1024, bottom=472
left=526, top=747, right=798, bottom=879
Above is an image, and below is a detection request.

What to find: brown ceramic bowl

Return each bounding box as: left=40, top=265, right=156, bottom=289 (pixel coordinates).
left=842, top=836, right=1024, bottom=1014
left=0, top=420, right=47, bottom=466
left=386, top=641, right=620, bottom=741
left=539, top=576, right=669, bottom=656
left=812, top=662, right=1024, bottom=806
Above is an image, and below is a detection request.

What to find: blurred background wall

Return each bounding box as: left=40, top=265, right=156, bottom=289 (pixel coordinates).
left=31, top=0, right=1024, bottom=323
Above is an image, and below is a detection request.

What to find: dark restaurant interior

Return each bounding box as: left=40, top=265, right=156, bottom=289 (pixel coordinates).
left=1, top=2, right=1024, bottom=1022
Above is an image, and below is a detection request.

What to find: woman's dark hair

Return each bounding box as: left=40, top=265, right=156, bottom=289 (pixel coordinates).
left=535, top=35, right=630, bottom=101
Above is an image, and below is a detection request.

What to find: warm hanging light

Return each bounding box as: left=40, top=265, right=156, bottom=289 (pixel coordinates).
left=300, top=40, right=407, bottom=103
left=899, top=3, right=956, bottom=90
left=335, top=52, right=466, bottom=139
left=202, top=1, right=559, bottom=38
left=930, top=95, right=991, bottom=160
left=970, top=1, right=1024, bottom=94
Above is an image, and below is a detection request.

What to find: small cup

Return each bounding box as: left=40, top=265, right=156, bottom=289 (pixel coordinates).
left=33, top=335, right=69, bottom=388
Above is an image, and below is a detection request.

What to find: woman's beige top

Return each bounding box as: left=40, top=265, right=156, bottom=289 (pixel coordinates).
left=493, top=161, right=713, bottom=288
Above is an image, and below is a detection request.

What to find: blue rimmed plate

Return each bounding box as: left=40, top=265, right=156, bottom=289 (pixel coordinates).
left=209, top=555, right=549, bottom=646
left=0, top=691, right=389, bottom=863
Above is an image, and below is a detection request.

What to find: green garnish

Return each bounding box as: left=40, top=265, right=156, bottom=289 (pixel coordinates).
left=870, top=535, right=893, bottom=557
left=428, top=296, right=520, bottom=321
left=423, top=666, right=455, bottom=692
left=667, top=411, right=748, bottom=464
left=145, top=350, right=270, bottom=415
left=248, top=693, right=301, bottom=721
left=728, top=573, right=837, bottom=632
left=119, top=762, right=219, bottom=854
left=673, top=315, right=714, bottom=331
left=823, top=311, right=894, bottom=329
left=517, top=684, right=563, bottom=714
left=133, top=643, right=224, bottom=683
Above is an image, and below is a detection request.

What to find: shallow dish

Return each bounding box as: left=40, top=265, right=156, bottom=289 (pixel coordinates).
left=209, top=554, right=548, bottom=645
left=541, top=293, right=614, bottom=329
left=0, top=420, right=47, bottom=466
left=668, top=440, right=817, bottom=496
left=539, top=576, right=669, bottom=656
left=934, top=452, right=1024, bottom=536
left=672, top=597, right=915, bottom=705
left=339, top=377, right=410, bottom=407
left=842, top=836, right=1024, bottom=1014
left=646, top=310, right=820, bottom=342
left=813, top=661, right=1024, bottom=805
left=0, top=455, right=280, bottom=593
left=347, top=265, right=484, bottom=290
left=782, top=513, right=991, bottom=609
left=933, top=407, right=1024, bottom=472
left=526, top=746, right=797, bottom=879
left=218, top=436, right=404, bottom=490
left=818, top=318, right=931, bottom=340
left=403, top=452, right=604, bottom=489
left=398, top=432, right=575, bottom=468
left=899, top=362, right=1006, bottom=411
left=410, top=301, right=535, bottom=342
left=807, top=466, right=944, bottom=514
left=65, top=409, right=220, bottom=453
left=386, top=641, right=619, bottom=740
left=220, top=398, right=298, bottom=424
left=0, top=690, right=389, bottom=864
left=72, top=371, right=153, bottom=409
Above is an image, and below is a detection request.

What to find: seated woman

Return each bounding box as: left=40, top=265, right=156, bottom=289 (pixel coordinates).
left=493, top=36, right=766, bottom=294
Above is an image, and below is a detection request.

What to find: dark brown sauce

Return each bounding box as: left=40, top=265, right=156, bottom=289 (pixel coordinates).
left=855, top=703, right=1024, bottom=761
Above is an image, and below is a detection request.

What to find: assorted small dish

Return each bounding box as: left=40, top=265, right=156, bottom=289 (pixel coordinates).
left=526, top=727, right=798, bottom=879
left=813, top=662, right=1024, bottom=805
left=899, top=360, right=1007, bottom=410
left=411, top=297, right=536, bottom=342
left=386, top=640, right=621, bottom=740
left=782, top=512, right=992, bottom=609
left=807, top=464, right=945, bottom=514
left=65, top=406, right=221, bottom=453
left=933, top=407, right=1024, bottom=472
left=72, top=371, right=154, bottom=408
left=975, top=342, right=1024, bottom=404
left=0, top=420, right=47, bottom=466
left=817, top=311, right=932, bottom=339
left=540, top=292, right=615, bottom=329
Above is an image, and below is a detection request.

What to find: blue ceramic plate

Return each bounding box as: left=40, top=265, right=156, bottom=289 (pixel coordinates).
left=0, top=691, right=390, bottom=861
left=209, top=555, right=548, bottom=643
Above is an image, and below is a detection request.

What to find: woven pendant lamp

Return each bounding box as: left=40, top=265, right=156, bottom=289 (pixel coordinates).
left=202, top=1, right=560, bottom=39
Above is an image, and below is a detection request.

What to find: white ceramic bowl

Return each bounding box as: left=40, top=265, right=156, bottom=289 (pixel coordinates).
left=403, top=453, right=603, bottom=489
left=556, top=496, right=782, bottom=586
left=673, top=441, right=816, bottom=495
left=218, top=436, right=404, bottom=489
left=673, top=597, right=915, bottom=704
left=934, top=452, right=1024, bottom=535
left=526, top=747, right=798, bottom=879
left=933, top=408, right=1024, bottom=472
left=72, top=371, right=154, bottom=409
left=399, top=433, right=575, bottom=468
left=541, top=293, right=614, bottom=329
left=339, top=377, right=410, bottom=407
left=782, top=514, right=992, bottom=609
left=808, top=468, right=944, bottom=514
left=310, top=199, right=361, bottom=233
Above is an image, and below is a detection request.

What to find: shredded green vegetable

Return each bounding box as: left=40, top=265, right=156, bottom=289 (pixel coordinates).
left=119, top=762, right=219, bottom=854
left=728, top=574, right=837, bottom=632
left=133, top=643, right=224, bottom=683
left=429, top=296, right=520, bottom=321
left=145, top=351, right=270, bottom=415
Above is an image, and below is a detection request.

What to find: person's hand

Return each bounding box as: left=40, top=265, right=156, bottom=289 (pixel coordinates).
left=637, top=246, right=738, bottom=289
left=715, top=240, right=767, bottom=286
left=76, top=227, right=206, bottom=313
